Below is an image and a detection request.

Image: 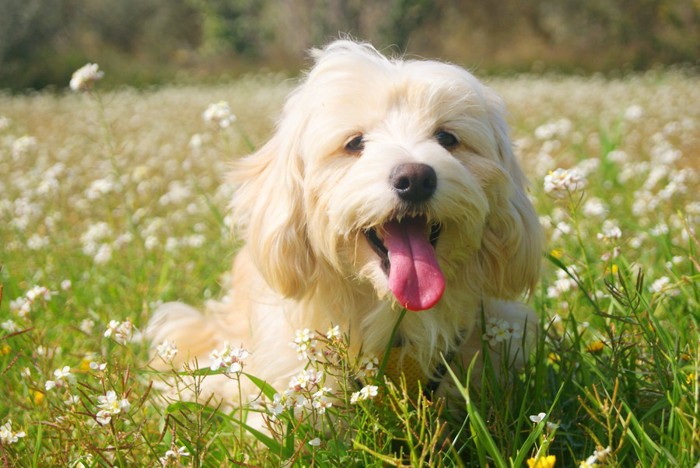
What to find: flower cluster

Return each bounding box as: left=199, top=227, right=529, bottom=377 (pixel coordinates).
left=69, top=63, right=104, bottom=92
left=268, top=368, right=332, bottom=418
left=350, top=385, right=379, bottom=404
left=159, top=446, right=191, bottom=467
left=544, top=168, right=587, bottom=198
left=579, top=446, right=612, bottom=468
left=209, top=342, right=249, bottom=375
left=9, top=285, right=54, bottom=318
left=203, top=101, right=236, bottom=129
left=156, top=339, right=179, bottom=363
left=0, top=420, right=26, bottom=445
left=45, top=366, right=73, bottom=391
left=291, top=328, right=323, bottom=362
left=482, top=317, right=523, bottom=347
left=104, top=319, right=134, bottom=345
left=95, top=390, right=130, bottom=426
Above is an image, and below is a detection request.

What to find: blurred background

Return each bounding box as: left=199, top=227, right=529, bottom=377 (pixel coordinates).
left=1, top=0, right=699, bottom=91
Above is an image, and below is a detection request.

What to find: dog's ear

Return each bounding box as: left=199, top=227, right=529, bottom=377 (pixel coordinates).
left=230, top=101, right=317, bottom=299
left=476, top=91, right=543, bottom=299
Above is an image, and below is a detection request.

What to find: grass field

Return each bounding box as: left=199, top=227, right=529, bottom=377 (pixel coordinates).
left=1, top=70, right=699, bottom=467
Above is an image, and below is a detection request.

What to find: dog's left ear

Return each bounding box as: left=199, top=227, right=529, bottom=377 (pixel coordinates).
left=229, top=92, right=318, bottom=299
left=477, top=90, right=543, bottom=299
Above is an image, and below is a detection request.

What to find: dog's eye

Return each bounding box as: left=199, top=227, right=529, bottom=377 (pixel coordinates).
left=345, top=135, right=365, bottom=153
left=435, top=131, right=458, bottom=149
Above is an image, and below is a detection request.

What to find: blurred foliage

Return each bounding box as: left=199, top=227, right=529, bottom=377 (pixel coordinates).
left=1, top=0, right=699, bottom=91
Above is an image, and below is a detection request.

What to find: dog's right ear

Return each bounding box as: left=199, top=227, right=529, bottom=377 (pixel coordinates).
left=230, top=97, right=317, bottom=299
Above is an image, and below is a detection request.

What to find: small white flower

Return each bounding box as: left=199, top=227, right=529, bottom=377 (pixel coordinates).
left=54, top=366, right=72, bottom=380
left=156, top=340, right=178, bottom=363
left=350, top=385, right=378, bottom=404
left=60, top=280, right=72, bottom=291
left=1, top=320, right=19, bottom=333
left=79, top=319, right=95, bottom=334
left=0, top=419, right=26, bottom=445
left=326, top=325, right=341, bottom=340
left=208, top=342, right=249, bottom=375
left=45, top=380, right=56, bottom=391
left=308, top=437, right=321, bottom=447
left=104, top=319, right=133, bottom=345
left=543, top=168, right=587, bottom=198
left=624, top=104, right=643, bottom=121
left=356, top=355, right=379, bottom=379
left=483, top=318, right=522, bottom=347
left=291, top=328, right=322, bottom=362
left=11, top=135, right=37, bottom=159
left=597, top=220, right=622, bottom=242
left=70, top=63, right=104, bottom=92
left=96, top=390, right=130, bottom=424
left=95, top=410, right=111, bottom=426
left=203, top=101, right=236, bottom=129
left=529, top=412, right=547, bottom=423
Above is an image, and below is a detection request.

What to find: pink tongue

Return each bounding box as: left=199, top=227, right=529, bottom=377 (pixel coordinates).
left=383, top=219, right=445, bottom=311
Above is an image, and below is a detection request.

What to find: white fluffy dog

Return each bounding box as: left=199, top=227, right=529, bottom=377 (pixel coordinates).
left=147, top=40, right=542, bottom=404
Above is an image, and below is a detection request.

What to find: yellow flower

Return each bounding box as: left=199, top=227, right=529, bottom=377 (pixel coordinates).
left=0, top=344, right=10, bottom=356
left=550, top=249, right=563, bottom=259
left=33, top=390, right=45, bottom=405
left=527, top=454, right=556, bottom=468
left=548, top=352, right=560, bottom=364
left=586, top=341, right=605, bottom=353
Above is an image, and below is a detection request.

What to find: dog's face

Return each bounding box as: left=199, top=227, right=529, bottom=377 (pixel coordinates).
left=232, top=41, right=541, bottom=311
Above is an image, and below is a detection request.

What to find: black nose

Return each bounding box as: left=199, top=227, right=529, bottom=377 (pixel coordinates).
left=389, top=163, right=437, bottom=203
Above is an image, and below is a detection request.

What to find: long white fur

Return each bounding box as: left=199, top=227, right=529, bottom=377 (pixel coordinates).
left=147, top=40, right=542, bottom=405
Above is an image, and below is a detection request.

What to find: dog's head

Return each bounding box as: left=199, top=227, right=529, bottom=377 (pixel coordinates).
left=232, top=40, right=541, bottom=311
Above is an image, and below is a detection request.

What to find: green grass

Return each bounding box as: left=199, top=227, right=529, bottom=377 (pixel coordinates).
left=1, top=70, right=699, bottom=466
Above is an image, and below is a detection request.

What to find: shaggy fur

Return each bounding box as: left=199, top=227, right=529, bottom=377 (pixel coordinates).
left=147, top=40, right=542, bottom=404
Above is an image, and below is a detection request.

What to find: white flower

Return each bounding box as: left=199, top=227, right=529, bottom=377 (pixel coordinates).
left=355, top=355, right=379, bottom=379
left=70, top=63, right=104, bottom=91
left=208, top=342, right=249, bottom=375
left=93, top=244, right=112, bottom=265
left=291, top=328, right=322, bottom=362
left=649, top=276, right=680, bottom=297
left=582, top=446, right=612, bottom=467
left=156, top=340, right=178, bottom=363
left=60, top=280, right=72, bottom=291
left=326, top=325, right=341, bottom=340
left=597, top=220, right=622, bottom=242
left=544, top=168, right=587, bottom=198
left=79, top=319, right=95, bottom=334
left=203, top=101, right=236, bottom=128
left=624, top=104, right=643, bottom=121
left=1, top=320, right=19, bottom=333
left=54, top=366, right=72, bottom=380
left=11, top=135, right=37, bottom=159
left=159, top=445, right=191, bottom=465
left=95, top=390, right=130, bottom=425
left=95, top=410, right=112, bottom=426
left=46, top=365, right=72, bottom=391
left=482, top=317, right=523, bottom=347
left=350, top=385, right=379, bottom=404
left=0, top=420, right=26, bottom=445
left=529, top=412, right=546, bottom=423
left=104, top=319, right=133, bottom=345
left=308, top=437, right=321, bottom=447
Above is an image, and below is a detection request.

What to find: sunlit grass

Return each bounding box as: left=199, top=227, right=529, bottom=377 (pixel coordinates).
left=1, top=70, right=698, bottom=466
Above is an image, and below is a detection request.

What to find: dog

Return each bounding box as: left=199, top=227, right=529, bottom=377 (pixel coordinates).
left=147, top=40, right=542, bottom=408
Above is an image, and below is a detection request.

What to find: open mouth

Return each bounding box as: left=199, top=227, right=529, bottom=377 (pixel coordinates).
left=363, top=216, right=445, bottom=311
left=364, top=220, right=441, bottom=274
